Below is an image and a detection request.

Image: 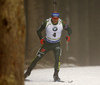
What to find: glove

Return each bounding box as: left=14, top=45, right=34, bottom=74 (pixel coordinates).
left=66, top=36, right=70, bottom=41
left=40, top=38, right=45, bottom=44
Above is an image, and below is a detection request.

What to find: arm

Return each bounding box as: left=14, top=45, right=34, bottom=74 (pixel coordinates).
left=62, top=21, right=72, bottom=36
left=37, top=20, right=47, bottom=40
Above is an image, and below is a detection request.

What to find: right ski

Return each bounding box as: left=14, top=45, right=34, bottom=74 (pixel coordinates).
left=53, top=80, right=65, bottom=82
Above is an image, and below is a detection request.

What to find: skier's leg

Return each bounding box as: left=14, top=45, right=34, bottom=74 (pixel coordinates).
left=53, top=46, right=61, bottom=81
left=24, top=43, right=49, bottom=78
left=24, top=53, right=43, bottom=78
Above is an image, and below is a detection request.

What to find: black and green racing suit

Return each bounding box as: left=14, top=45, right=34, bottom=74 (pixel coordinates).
left=25, top=18, right=72, bottom=78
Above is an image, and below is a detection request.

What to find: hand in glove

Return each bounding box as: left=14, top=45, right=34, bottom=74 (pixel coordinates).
left=66, top=36, right=70, bottom=41
left=40, top=38, right=45, bottom=44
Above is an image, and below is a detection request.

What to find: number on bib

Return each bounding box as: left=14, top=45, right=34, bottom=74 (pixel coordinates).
left=53, top=33, right=56, bottom=37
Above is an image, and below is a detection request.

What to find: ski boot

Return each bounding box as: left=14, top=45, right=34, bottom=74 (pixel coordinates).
left=53, top=71, right=60, bottom=82
left=24, top=70, right=31, bottom=79
left=53, top=75, right=60, bottom=82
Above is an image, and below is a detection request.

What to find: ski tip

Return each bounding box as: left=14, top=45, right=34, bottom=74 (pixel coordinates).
left=68, top=80, right=73, bottom=83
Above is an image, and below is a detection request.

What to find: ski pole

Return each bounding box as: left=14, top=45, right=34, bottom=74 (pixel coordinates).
left=66, top=41, right=68, bottom=53
left=28, top=43, right=41, bottom=52
left=53, top=0, right=58, bottom=10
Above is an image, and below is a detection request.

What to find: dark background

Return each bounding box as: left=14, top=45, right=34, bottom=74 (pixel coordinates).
left=24, top=0, right=100, bottom=68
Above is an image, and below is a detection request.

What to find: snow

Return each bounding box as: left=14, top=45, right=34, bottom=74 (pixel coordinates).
left=24, top=66, right=100, bottom=85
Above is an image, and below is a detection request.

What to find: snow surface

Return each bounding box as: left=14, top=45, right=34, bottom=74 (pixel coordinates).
left=24, top=66, right=100, bottom=85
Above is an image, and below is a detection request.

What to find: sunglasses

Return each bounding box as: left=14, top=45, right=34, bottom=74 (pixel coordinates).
left=52, top=17, right=59, bottom=20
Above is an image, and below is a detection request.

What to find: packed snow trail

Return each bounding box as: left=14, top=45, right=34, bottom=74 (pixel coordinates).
left=24, top=66, right=100, bottom=85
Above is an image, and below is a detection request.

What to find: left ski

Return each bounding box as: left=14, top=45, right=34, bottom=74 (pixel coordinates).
left=24, top=79, right=33, bottom=82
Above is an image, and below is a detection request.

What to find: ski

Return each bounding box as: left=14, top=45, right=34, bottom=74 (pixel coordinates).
left=25, top=79, right=73, bottom=83
left=24, top=79, right=33, bottom=82
left=68, top=80, right=73, bottom=83
left=53, top=80, right=65, bottom=82
left=53, top=80, right=73, bottom=83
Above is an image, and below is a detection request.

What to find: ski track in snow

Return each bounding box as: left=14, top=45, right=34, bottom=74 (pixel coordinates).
left=24, top=66, right=100, bottom=85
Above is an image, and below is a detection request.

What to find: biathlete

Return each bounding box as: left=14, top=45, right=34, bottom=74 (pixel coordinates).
left=24, top=11, right=72, bottom=81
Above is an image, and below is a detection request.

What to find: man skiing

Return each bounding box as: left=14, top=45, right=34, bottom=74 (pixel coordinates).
left=24, top=11, right=72, bottom=82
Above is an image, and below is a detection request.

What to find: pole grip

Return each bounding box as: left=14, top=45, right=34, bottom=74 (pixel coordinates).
left=53, top=1, right=57, bottom=5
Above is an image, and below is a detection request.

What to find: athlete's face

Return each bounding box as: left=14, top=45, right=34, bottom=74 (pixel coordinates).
left=52, top=17, right=59, bottom=24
